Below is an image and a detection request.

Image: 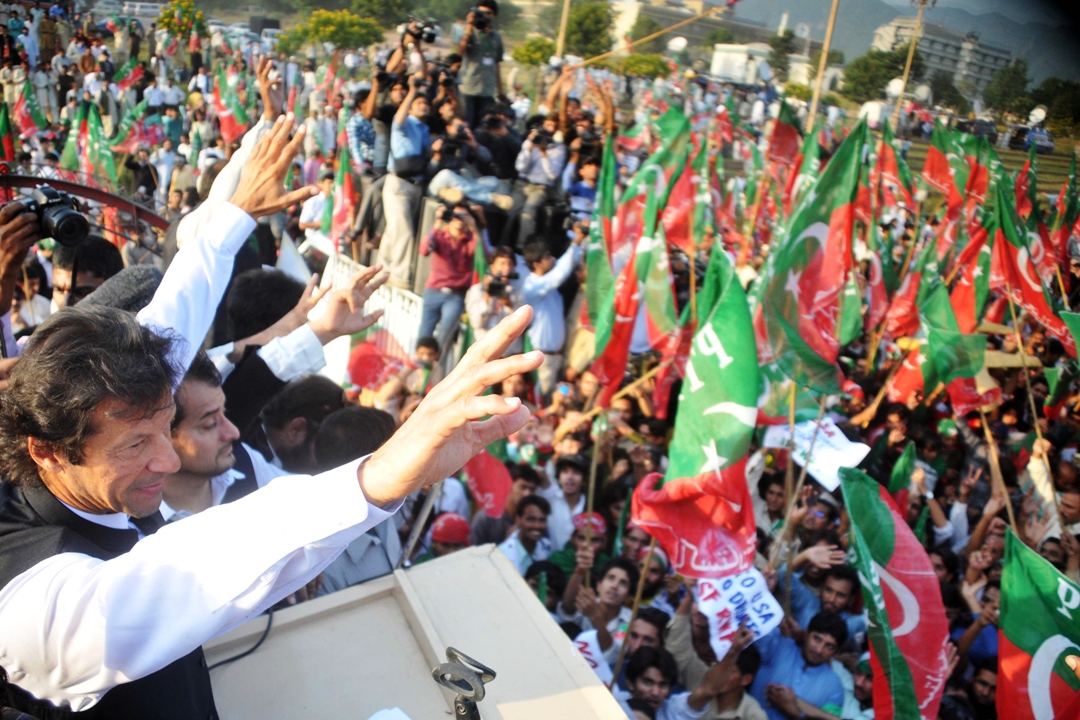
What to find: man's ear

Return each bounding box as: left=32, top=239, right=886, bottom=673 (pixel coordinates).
left=27, top=437, right=65, bottom=475
left=286, top=416, right=308, bottom=444
left=741, top=673, right=754, bottom=689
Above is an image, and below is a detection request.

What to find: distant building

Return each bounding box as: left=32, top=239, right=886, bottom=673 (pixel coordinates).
left=709, top=43, right=772, bottom=85
left=871, top=17, right=1011, bottom=98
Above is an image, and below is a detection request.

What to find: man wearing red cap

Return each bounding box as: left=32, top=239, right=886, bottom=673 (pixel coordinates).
left=549, top=511, right=612, bottom=578
left=414, top=512, right=471, bottom=564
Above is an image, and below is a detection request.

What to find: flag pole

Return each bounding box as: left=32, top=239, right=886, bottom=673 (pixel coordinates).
left=767, top=395, right=828, bottom=573
left=555, top=361, right=672, bottom=443
left=856, top=358, right=903, bottom=428
left=892, top=0, right=929, bottom=127
left=584, top=423, right=602, bottom=588
left=554, top=0, right=572, bottom=58
left=1004, top=282, right=1055, bottom=481
left=978, top=407, right=1020, bottom=535
left=806, top=0, right=841, bottom=129
left=577, top=7, right=726, bottom=69
left=784, top=383, right=797, bottom=512
left=1056, top=267, right=1072, bottom=311
left=608, top=536, right=657, bottom=691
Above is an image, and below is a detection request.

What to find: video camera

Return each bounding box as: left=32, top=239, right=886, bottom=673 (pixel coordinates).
left=533, top=131, right=555, bottom=149
left=470, top=6, right=491, bottom=30
left=486, top=270, right=519, bottom=300
left=374, top=67, right=401, bottom=86
left=405, top=16, right=438, bottom=44
left=24, top=185, right=90, bottom=247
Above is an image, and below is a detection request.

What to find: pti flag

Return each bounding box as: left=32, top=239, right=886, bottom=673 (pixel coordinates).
left=999, top=530, right=1080, bottom=720
left=840, top=467, right=950, bottom=720
left=631, top=248, right=758, bottom=579
left=461, top=448, right=512, bottom=519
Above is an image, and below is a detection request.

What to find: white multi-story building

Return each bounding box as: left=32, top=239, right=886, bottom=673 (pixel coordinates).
left=872, top=17, right=1011, bottom=98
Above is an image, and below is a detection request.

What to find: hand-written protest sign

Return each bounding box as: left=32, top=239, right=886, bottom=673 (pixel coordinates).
left=762, top=416, right=870, bottom=491
left=573, top=630, right=614, bottom=685
left=695, top=568, right=783, bottom=661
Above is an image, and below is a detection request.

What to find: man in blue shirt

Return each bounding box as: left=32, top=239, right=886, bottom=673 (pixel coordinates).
left=379, top=73, right=432, bottom=288
left=790, top=564, right=867, bottom=651
left=749, top=612, right=847, bottom=720
left=517, top=234, right=583, bottom=394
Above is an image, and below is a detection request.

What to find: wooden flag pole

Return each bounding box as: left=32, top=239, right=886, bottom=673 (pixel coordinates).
left=855, top=359, right=904, bottom=428
left=554, top=0, right=572, bottom=58
left=1056, top=266, right=1072, bottom=311
left=892, top=0, right=930, bottom=127
left=608, top=536, right=657, bottom=690
left=784, top=383, right=797, bottom=516
left=1004, top=281, right=1054, bottom=481
left=978, top=408, right=1020, bottom=535
left=577, top=7, right=726, bottom=69
left=806, top=0, right=841, bottom=129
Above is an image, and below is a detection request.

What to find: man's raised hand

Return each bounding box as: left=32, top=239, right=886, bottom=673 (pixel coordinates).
left=359, top=306, right=543, bottom=506
left=257, top=55, right=285, bottom=122
left=229, top=113, right=316, bottom=218
left=308, top=266, right=388, bottom=344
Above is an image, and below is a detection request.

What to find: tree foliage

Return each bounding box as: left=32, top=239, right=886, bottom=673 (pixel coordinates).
left=350, top=0, right=415, bottom=29
left=512, top=36, right=556, bottom=67
left=564, top=2, right=613, bottom=59
left=630, top=15, right=665, bottom=54
left=929, top=69, right=970, bottom=115
left=983, top=59, right=1032, bottom=119
left=1031, top=77, right=1080, bottom=137
left=703, top=27, right=734, bottom=47
left=290, top=0, right=348, bottom=13
left=156, top=0, right=206, bottom=38
left=617, top=53, right=671, bottom=79
left=282, top=10, right=384, bottom=54
left=767, top=29, right=796, bottom=84
left=840, top=48, right=925, bottom=105
left=784, top=82, right=812, bottom=101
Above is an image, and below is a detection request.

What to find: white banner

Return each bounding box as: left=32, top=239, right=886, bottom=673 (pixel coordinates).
left=573, top=629, right=614, bottom=686
left=762, top=416, right=870, bottom=491
left=695, top=568, right=784, bottom=661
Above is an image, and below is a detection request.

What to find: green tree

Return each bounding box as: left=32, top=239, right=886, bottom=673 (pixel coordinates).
left=984, top=59, right=1032, bottom=118
left=1032, top=77, right=1080, bottom=137
left=351, top=0, right=414, bottom=29
left=290, top=0, right=348, bottom=13
left=840, top=48, right=924, bottom=104
left=703, top=27, right=734, bottom=47
left=618, top=53, right=671, bottom=79
left=929, top=69, right=970, bottom=114
left=564, top=2, right=613, bottom=59
left=812, top=48, right=846, bottom=67
left=276, top=26, right=306, bottom=56
left=767, top=29, right=796, bottom=84
left=784, top=82, right=812, bottom=101
left=512, top=36, right=556, bottom=67
left=630, top=15, right=665, bottom=54
left=304, top=10, right=383, bottom=50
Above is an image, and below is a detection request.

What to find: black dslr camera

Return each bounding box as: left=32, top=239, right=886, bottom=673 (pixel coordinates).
left=24, top=185, right=90, bottom=247
left=470, top=7, right=490, bottom=30
left=533, top=131, right=555, bottom=149
left=405, top=17, right=438, bottom=44
left=487, top=270, right=518, bottom=299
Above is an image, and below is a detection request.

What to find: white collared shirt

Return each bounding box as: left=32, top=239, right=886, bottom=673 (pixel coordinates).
left=497, top=530, right=553, bottom=576
left=159, top=444, right=289, bottom=523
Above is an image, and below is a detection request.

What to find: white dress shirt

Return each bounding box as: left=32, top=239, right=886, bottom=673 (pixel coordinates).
left=0, top=458, right=401, bottom=711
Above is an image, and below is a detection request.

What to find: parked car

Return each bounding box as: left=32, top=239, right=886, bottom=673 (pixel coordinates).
left=1007, top=126, right=1056, bottom=154
left=955, top=118, right=999, bottom=146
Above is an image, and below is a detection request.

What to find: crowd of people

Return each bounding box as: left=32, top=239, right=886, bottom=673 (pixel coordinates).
left=0, top=1, right=1077, bottom=720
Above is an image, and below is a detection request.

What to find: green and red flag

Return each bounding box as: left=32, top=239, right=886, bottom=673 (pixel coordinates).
left=0, top=103, right=14, bottom=163
left=461, top=449, right=513, bottom=518
left=781, top=118, right=821, bottom=218
left=213, top=70, right=249, bottom=143
left=110, top=99, right=164, bottom=154
left=584, top=133, right=618, bottom=333
left=87, top=103, right=117, bottom=187
left=59, top=101, right=86, bottom=174
left=949, top=224, right=992, bottom=334
left=865, top=221, right=894, bottom=331
left=104, top=13, right=120, bottom=33
left=883, top=237, right=939, bottom=340
left=999, top=530, right=1080, bottom=720
left=757, top=121, right=867, bottom=395
left=114, top=58, right=144, bottom=92
left=766, top=97, right=802, bottom=166
left=716, top=92, right=739, bottom=146
left=661, top=140, right=710, bottom=254
left=631, top=246, right=759, bottom=579
left=876, top=119, right=915, bottom=212
left=988, top=175, right=1077, bottom=358
left=840, top=467, right=950, bottom=720
left=1049, top=154, right=1079, bottom=272
left=12, top=81, right=46, bottom=138
left=327, top=141, right=355, bottom=249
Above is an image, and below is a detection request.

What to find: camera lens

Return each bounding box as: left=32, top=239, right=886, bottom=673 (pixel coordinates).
left=44, top=206, right=91, bottom=247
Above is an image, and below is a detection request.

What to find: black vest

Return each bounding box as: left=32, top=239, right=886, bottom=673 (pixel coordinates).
left=0, top=481, right=219, bottom=720
left=220, top=442, right=258, bottom=506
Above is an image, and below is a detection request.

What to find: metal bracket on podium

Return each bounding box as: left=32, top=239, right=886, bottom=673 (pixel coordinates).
left=431, top=647, right=496, bottom=720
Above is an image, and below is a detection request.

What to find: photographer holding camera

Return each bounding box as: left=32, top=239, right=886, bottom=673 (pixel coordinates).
left=465, top=245, right=523, bottom=354
left=427, top=116, right=513, bottom=211
left=417, top=201, right=484, bottom=343
left=514, top=114, right=566, bottom=249
left=457, top=0, right=506, bottom=128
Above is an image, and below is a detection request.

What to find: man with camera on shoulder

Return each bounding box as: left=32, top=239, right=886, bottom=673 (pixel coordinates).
left=457, top=0, right=505, bottom=128
left=466, top=245, right=522, bottom=354
left=514, top=114, right=566, bottom=249
left=427, top=116, right=513, bottom=211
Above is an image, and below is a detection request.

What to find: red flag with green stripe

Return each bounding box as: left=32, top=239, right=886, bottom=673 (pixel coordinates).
left=999, top=530, right=1080, bottom=719
left=12, top=81, right=46, bottom=138
left=631, top=248, right=758, bottom=579
left=840, top=467, right=950, bottom=720
left=1049, top=155, right=1079, bottom=271
left=0, top=103, right=14, bottom=163
left=767, top=97, right=802, bottom=166
left=115, top=58, right=145, bottom=92
left=583, top=133, right=617, bottom=331
left=214, top=71, right=249, bottom=143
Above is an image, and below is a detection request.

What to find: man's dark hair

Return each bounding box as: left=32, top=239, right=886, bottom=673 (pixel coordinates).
left=261, top=375, right=346, bottom=433
left=971, top=658, right=997, bottom=678
left=416, top=335, right=440, bottom=354
left=597, top=556, right=639, bottom=592
left=636, top=607, right=670, bottom=641
left=225, top=268, right=307, bottom=342
left=172, top=351, right=223, bottom=429
left=825, top=564, right=859, bottom=592
left=758, top=472, right=784, bottom=501
left=53, top=236, right=124, bottom=280
left=0, top=305, right=175, bottom=486
left=736, top=643, right=762, bottom=680
left=523, top=240, right=549, bottom=270
left=515, top=494, right=550, bottom=518
left=806, top=529, right=842, bottom=548
left=508, top=461, right=541, bottom=486
left=491, top=245, right=515, bottom=263
left=807, top=611, right=848, bottom=647
left=314, top=406, right=397, bottom=471
left=625, top=646, right=678, bottom=686
left=477, top=0, right=498, bottom=15
left=524, top=560, right=566, bottom=598
left=932, top=548, right=959, bottom=580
